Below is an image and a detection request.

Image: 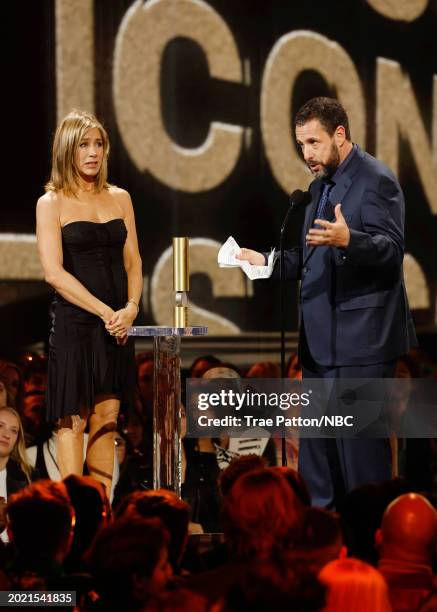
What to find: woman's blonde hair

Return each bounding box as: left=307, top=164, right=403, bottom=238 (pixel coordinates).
left=0, top=406, right=32, bottom=483
left=45, top=109, right=110, bottom=196
left=319, top=557, right=392, bottom=612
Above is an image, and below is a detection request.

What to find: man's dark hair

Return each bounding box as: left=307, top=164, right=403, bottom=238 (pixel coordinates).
left=224, top=556, right=326, bottom=612
left=295, top=97, right=351, bottom=140
left=219, top=454, right=267, bottom=497
left=291, top=508, right=344, bottom=573
left=87, top=517, right=169, bottom=605
left=115, top=489, right=189, bottom=570
left=7, top=480, right=73, bottom=560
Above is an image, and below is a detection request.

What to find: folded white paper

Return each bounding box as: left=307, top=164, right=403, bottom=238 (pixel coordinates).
left=218, top=236, right=275, bottom=280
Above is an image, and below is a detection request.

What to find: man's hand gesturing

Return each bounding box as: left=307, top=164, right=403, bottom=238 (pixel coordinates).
left=306, top=204, right=350, bottom=248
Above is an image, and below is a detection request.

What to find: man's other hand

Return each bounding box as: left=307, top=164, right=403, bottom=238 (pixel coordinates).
left=306, top=203, right=350, bottom=248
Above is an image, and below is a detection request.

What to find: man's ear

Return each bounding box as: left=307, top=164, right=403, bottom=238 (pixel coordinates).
left=335, top=125, right=347, bottom=146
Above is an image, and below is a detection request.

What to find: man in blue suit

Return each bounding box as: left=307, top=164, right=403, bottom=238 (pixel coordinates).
left=238, top=97, right=417, bottom=509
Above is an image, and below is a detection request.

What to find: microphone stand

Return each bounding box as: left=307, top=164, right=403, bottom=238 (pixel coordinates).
left=279, top=195, right=303, bottom=467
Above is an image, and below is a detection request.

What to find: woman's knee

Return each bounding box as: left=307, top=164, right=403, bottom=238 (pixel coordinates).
left=57, top=414, right=87, bottom=435
left=90, top=399, right=120, bottom=426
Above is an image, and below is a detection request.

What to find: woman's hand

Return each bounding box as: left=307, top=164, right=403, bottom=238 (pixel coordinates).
left=105, top=303, right=137, bottom=337
left=100, top=306, right=115, bottom=325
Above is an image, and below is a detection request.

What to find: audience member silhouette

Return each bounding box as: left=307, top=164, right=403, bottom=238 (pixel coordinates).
left=292, top=507, right=347, bottom=573
left=375, top=493, right=437, bottom=612
left=319, top=557, right=392, bottom=612
left=63, top=475, right=110, bottom=573
left=115, top=489, right=190, bottom=574
left=5, top=481, right=75, bottom=591
left=223, top=556, right=326, bottom=612
left=86, top=517, right=172, bottom=611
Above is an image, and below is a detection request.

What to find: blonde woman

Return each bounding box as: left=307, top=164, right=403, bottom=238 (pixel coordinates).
left=319, top=557, right=392, bottom=612
left=36, top=110, right=142, bottom=493
left=0, top=406, right=33, bottom=540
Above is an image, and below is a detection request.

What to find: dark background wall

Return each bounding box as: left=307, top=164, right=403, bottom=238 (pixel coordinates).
left=2, top=0, right=437, bottom=347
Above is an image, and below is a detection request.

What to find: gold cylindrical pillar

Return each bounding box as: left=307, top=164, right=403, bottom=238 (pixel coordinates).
left=174, top=305, right=188, bottom=327
left=173, top=238, right=189, bottom=293
left=173, top=238, right=189, bottom=327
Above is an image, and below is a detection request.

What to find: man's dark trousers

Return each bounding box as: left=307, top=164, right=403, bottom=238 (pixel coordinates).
left=298, top=326, right=396, bottom=510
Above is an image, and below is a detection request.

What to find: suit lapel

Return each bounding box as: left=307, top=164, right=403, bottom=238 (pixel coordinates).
left=328, top=175, right=353, bottom=218
left=329, top=145, right=365, bottom=217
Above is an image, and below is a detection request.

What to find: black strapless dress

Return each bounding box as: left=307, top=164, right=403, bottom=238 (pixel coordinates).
left=46, top=219, right=136, bottom=420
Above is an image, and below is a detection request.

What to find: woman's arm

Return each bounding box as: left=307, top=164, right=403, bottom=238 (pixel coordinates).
left=105, top=189, right=143, bottom=336
left=36, top=193, right=114, bottom=322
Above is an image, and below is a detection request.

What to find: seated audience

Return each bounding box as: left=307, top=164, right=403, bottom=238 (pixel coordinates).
left=112, top=410, right=152, bottom=507
left=218, top=454, right=267, bottom=498
left=286, top=352, right=302, bottom=380
left=192, top=455, right=268, bottom=571
left=115, top=488, right=190, bottom=574
left=222, top=468, right=304, bottom=560
left=20, top=353, right=49, bottom=445
left=86, top=517, right=172, bottom=611
left=183, top=365, right=278, bottom=532
left=63, top=475, right=110, bottom=573
left=273, top=466, right=311, bottom=507
left=0, top=360, right=24, bottom=413
left=375, top=493, right=437, bottom=612
left=292, top=508, right=347, bottom=573
left=340, top=479, right=412, bottom=564
left=188, top=355, right=221, bottom=379
left=0, top=406, right=33, bottom=540
left=223, top=556, right=326, bottom=612
left=0, top=375, right=15, bottom=409
left=5, top=480, right=75, bottom=590
left=245, top=361, right=281, bottom=378
left=135, top=351, right=154, bottom=411
left=182, top=366, right=241, bottom=532
left=183, top=468, right=305, bottom=604
left=319, top=557, right=392, bottom=612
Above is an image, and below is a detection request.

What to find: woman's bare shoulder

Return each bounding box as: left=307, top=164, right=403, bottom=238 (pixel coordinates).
left=108, top=185, right=130, bottom=200
left=36, top=191, right=61, bottom=216
left=108, top=185, right=132, bottom=210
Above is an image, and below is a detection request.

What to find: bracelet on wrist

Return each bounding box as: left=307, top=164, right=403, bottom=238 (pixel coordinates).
left=125, top=299, right=139, bottom=313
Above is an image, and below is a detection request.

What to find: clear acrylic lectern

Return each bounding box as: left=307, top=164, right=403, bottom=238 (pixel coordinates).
left=128, top=325, right=208, bottom=496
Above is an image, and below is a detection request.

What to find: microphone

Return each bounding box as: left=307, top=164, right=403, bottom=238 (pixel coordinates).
left=290, top=188, right=312, bottom=208
left=281, top=190, right=312, bottom=233
left=279, top=189, right=311, bottom=467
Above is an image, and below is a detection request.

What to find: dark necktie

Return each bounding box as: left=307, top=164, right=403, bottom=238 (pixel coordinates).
left=314, top=182, right=333, bottom=225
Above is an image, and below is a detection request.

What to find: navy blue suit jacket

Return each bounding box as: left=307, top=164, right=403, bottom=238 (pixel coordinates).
left=272, top=146, right=417, bottom=366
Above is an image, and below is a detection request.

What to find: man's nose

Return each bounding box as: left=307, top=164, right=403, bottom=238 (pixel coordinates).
left=303, top=146, right=313, bottom=161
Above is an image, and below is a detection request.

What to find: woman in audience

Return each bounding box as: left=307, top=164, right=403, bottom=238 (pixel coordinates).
left=0, top=406, right=34, bottom=542
left=319, top=558, right=393, bottom=612
left=0, top=376, right=14, bottom=409
left=0, top=361, right=24, bottom=412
